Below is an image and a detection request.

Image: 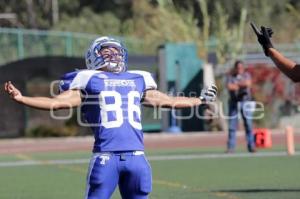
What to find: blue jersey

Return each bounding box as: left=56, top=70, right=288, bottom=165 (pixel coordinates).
left=59, top=70, right=157, bottom=152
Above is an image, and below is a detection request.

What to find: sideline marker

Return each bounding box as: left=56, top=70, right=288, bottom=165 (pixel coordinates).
left=285, top=126, right=295, bottom=156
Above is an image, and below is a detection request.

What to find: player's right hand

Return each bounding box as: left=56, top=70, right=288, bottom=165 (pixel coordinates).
left=4, top=81, right=23, bottom=102
left=250, top=22, right=274, bottom=56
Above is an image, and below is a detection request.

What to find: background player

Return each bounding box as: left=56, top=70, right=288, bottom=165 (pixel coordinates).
left=4, top=36, right=217, bottom=199
left=251, top=22, right=300, bottom=82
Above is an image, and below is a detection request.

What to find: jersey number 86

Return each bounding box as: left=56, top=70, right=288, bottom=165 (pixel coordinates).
left=99, top=91, right=142, bottom=130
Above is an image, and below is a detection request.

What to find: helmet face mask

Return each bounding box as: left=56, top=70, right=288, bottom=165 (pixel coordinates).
left=85, top=37, right=128, bottom=73
left=98, top=46, right=125, bottom=73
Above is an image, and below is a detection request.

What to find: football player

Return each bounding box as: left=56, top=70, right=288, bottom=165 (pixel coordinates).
left=4, top=36, right=217, bottom=199
left=251, top=22, right=300, bottom=82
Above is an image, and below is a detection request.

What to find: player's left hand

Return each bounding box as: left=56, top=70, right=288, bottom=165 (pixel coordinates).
left=200, top=85, right=218, bottom=102
left=4, top=81, right=23, bottom=102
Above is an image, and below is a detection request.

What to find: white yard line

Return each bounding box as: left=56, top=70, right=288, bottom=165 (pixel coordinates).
left=148, top=151, right=299, bottom=160
left=0, top=151, right=298, bottom=168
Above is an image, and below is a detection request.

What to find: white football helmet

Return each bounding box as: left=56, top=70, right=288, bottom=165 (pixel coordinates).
left=85, top=36, right=128, bottom=73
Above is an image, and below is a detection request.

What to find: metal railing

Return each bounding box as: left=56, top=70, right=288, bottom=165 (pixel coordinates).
left=0, top=28, right=147, bottom=66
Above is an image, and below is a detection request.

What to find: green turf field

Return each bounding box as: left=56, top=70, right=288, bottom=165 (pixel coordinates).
left=0, top=148, right=299, bottom=199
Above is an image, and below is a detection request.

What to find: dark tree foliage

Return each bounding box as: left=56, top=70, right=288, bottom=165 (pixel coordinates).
left=0, top=0, right=299, bottom=42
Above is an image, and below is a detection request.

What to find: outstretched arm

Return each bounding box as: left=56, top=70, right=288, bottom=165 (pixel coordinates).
left=4, top=81, right=82, bottom=110
left=143, top=90, right=202, bottom=108
left=268, top=48, right=300, bottom=82
left=143, top=85, right=217, bottom=108
left=251, top=22, right=300, bottom=82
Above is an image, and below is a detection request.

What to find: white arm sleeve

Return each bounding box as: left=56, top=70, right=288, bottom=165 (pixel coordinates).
left=59, top=70, right=99, bottom=93
left=129, top=70, right=157, bottom=90
left=69, top=70, right=98, bottom=90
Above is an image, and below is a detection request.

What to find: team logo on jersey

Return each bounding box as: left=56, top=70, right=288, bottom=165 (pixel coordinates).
left=104, top=79, right=136, bottom=87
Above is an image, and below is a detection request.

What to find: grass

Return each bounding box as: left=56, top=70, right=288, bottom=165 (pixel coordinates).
left=0, top=147, right=299, bottom=199
left=150, top=155, right=300, bottom=199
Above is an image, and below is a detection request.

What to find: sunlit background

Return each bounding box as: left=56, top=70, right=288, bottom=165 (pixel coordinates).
left=0, top=1, right=300, bottom=199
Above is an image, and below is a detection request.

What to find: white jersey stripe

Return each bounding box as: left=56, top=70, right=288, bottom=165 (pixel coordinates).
left=69, top=70, right=100, bottom=90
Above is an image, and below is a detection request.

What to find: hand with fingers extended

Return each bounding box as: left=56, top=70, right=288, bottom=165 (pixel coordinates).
left=4, top=81, right=23, bottom=102
left=250, top=22, right=274, bottom=56
left=200, top=85, right=218, bottom=102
